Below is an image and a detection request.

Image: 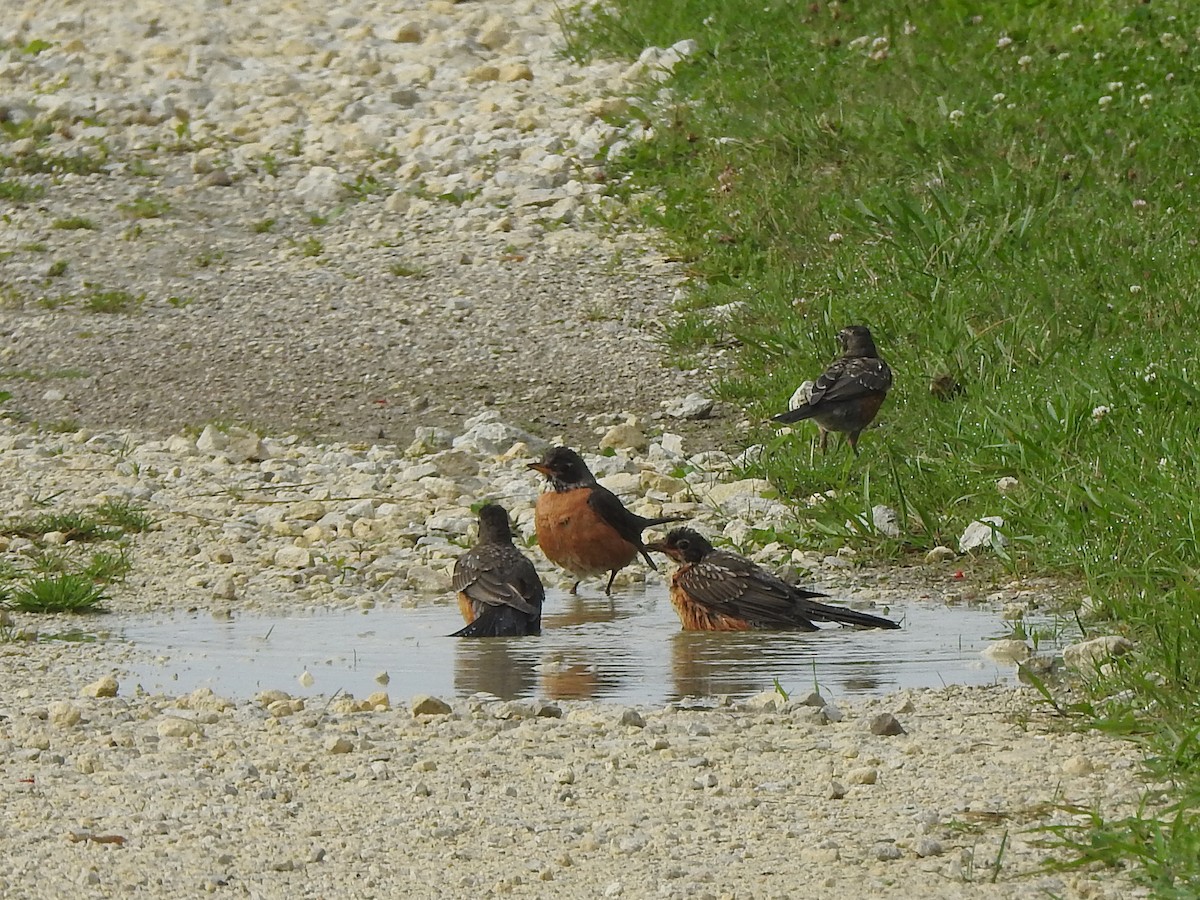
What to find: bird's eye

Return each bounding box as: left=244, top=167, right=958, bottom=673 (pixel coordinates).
left=677, top=539, right=690, bottom=550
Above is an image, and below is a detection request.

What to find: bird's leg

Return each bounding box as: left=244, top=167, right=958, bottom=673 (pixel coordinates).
left=604, top=569, right=619, bottom=596
left=818, top=428, right=830, bottom=454
left=848, top=431, right=861, bottom=456
left=569, top=580, right=580, bottom=595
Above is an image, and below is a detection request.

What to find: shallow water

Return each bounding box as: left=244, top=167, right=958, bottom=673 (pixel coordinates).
left=116, top=586, right=1044, bottom=704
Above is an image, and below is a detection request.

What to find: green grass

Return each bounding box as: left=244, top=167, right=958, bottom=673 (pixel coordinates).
left=7, top=574, right=108, bottom=613
left=81, top=287, right=143, bottom=314
left=93, top=498, right=154, bottom=533
left=51, top=216, right=97, bottom=230
left=117, top=195, right=170, bottom=219
left=566, top=0, right=1200, bottom=890
left=4, top=510, right=121, bottom=542
left=0, top=180, right=46, bottom=202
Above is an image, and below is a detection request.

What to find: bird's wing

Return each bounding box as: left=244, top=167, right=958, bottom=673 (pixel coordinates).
left=587, top=486, right=654, bottom=547
left=676, top=552, right=819, bottom=627
left=808, top=357, right=892, bottom=405
left=453, top=545, right=543, bottom=615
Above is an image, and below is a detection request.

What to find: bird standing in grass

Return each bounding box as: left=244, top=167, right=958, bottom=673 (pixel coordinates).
left=451, top=504, right=544, bottom=638
left=529, top=446, right=686, bottom=596
left=647, top=527, right=900, bottom=632
left=773, top=325, right=892, bottom=455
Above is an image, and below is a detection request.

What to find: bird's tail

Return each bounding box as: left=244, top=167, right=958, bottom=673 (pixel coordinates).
left=450, top=606, right=541, bottom=638
left=801, top=598, right=900, bottom=630
left=774, top=405, right=816, bottom=425
left=640, top=513, right=689, bottom=528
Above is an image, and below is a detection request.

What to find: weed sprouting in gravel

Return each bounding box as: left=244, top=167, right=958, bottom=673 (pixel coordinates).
left=7, top=573, right=108, bottom=614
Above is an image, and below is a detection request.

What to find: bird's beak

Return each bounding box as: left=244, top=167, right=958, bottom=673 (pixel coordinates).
left=644, top=540, right=669, bottom=554
left=527, top=462, right=551, bottom=476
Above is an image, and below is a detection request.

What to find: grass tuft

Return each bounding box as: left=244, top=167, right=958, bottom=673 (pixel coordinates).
left=7, top=574, right=108, bottom=613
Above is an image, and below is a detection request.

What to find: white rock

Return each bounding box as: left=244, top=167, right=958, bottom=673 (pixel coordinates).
left=411, top=695, right=451, bottom=716
left=274, top=546, right=311, bottom=568
left=48, top=701, right=82, bottom=728
left=1063, top=635, right=1134, bottom=672
left=983, top=639, right=1030, bottom=663
left=871, top=505, right=901, bottom=538
left=597, top=472, right=641, bottom=497
left=158, top=716, right=202, bottom=738
left=997, top=476, right=1019, bottom=494
left=294, top=166, right=345, bottom=205
left=325, top=735, right=354, bottom=754
left=81, top=675, right=119, bottom=699
left=924, top=546, right=957, bottom=563
left=959, top=516, right=1006, bottom=553
left=196, top=425, right=265, bottom=463
left=453, top=412, right=544, bottom=455
left=664, top=393, right=714, bottom=419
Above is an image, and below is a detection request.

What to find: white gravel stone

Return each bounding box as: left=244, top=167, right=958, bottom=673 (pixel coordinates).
left=959, top=516, right=1007, bottom=553
left=48, top=701, right=82, bottom=728
left=1063, top=635, right=1135, bottom=672
left=81, top=674, right=119, bottom=698
left=157, top=716, right=203, bottom=738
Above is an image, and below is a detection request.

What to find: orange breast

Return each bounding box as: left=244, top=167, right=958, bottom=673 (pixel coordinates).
left=535, top=488, right=638, bottom=577
left=669, top=583, right=753, bottom=632
left=457, top=592, right=478, bottom=625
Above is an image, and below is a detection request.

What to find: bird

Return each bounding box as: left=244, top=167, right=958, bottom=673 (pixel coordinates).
left=528, top=445, right=686, bottom=596
left=450, top=504, right=544, bottom=638
left=646, top=527, right=900, bottom=632
left=773, top=324, right=892, bottom=455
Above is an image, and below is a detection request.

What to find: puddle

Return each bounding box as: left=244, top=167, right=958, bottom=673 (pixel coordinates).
left=117, top=588, right=1050, bottom=705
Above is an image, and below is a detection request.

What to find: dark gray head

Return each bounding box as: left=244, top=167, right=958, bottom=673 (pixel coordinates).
left=645, top=527, right=715, bottom=564
left=838, top=325, right=879, bottom=358
left=527, top=446, right=596, bottom=491
left=476, top=503, right=514, bottom=543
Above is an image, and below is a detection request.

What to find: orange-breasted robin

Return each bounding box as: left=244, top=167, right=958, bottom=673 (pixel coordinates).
left=647, top=527, right=900, bottom=631
left=773, top=324, right=892, bottom=455
left=450, top=504, right=544, bottom=638
left=529, top=446, right=686, bottom=596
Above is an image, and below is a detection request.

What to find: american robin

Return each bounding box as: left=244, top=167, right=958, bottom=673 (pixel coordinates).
left=450, top=503, right=544, bottom=638
left=773, top=325, right=892, bottom=455
left=528, top=445, right=686, bottom=596
left=646, top=527, right=900, bottom=631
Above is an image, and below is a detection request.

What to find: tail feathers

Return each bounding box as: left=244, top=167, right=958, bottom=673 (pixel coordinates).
left=450, top=606, right=540, bottom=638
left=801, top=598, right=900, bottom=630
left=636, top=514, right=689, bottom=570
left=640, top=513, right=689, bottom=529
left=774, top=404, right=815, bottom=424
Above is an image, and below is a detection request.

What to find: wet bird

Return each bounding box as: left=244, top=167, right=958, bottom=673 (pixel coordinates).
left=529, top=446, right=686, bottom=596
left=450, top=504, right=544, bottom=638
left=773, top=325, right=892, bottom=455
left=647, top=527, right=900, bottom=632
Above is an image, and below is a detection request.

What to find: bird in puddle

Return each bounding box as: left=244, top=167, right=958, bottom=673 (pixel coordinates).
left=773, top=324, right=892, bottom=455
left=646, top=527, right=900, bottom=632
left=450, top=503, right=544, bottom=638
left=529, top=445, right=686, bottom=596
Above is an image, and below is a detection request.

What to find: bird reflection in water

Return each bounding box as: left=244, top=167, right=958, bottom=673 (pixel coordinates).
left=541, top=595, right=633, bottom=629
left=451, top=597, right=626, bottom=701
left=452, top=637, right=539, bottom=700
left=669, top=630, right=897, bottom=702
left=668, top=631, right=803, bottom=701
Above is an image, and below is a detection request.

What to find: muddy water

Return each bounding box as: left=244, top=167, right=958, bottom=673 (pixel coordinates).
left=117, top=587, right=1042, bottom=704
